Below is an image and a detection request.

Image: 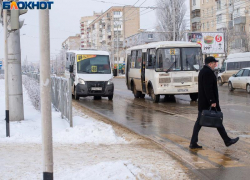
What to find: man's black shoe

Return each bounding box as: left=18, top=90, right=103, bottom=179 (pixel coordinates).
left=189, top=143, right=203, bottom=149
left=225, top=137, right=239, bottom=147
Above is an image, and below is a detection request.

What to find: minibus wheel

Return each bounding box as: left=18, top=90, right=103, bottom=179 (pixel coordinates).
left=108, top=95, right=113, bottom=101
left=94, top=96, right=102, bottom=100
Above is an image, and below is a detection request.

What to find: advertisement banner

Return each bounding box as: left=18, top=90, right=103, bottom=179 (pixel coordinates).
left=187, top=32, right=225, bottom=54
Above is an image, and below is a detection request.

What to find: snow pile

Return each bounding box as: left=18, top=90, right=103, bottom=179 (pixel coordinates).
left=0, top=79, right=126, bottom=145
left=55, top=161, right=161, bottom=180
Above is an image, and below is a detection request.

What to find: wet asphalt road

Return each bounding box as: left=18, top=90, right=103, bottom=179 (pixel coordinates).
left=75, top=78, right=250, bottom=180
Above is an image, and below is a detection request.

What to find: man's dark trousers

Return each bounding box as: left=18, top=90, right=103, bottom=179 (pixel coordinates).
left=191, top=112, right=231, bottom=144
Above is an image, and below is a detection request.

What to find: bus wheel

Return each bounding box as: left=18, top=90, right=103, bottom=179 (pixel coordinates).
left=190, top=93, right=198, bottom=101
left=150, top=87, right=160, bottom=103
left=133, top=84, right=141, bottom=98
left=74, top=88, right=79, bottom=100
left=108, top=95, right=113, bottom=101
left=218, top=77, right=224, bottom=86
left=140, top=94, right=145, bottom=99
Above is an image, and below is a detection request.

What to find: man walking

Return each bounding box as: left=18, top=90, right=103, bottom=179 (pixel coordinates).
left=190, top=56, right=239, bottom=149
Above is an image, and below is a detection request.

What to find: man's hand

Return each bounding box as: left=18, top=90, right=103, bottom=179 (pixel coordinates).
left=211, top=103, right=216, bottom=107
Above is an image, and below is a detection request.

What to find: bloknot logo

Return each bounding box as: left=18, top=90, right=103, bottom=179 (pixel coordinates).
left=2, top=1, right=54, bottom=10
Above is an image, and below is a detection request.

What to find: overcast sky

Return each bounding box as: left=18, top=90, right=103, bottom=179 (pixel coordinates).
left=0, top=0, right=190, bottom=63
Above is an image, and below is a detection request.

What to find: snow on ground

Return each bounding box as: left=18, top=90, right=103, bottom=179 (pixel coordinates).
left=0, top=79, right=125, bottom=145
left=0, top=79, right=190, bottom=180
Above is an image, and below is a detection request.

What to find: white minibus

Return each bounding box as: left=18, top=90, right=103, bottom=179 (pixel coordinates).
left=218, top=52, right=250, bottom=86
left=125, top=41, right=203, bottom=103
left=66, top=50, right=114, bottom=100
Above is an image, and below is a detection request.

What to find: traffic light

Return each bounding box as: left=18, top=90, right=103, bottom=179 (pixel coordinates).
left=10, top=9, right=28, bottom=30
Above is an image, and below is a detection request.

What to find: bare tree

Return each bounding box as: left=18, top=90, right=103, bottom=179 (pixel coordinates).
left=156, top=0, right=187, bottom=41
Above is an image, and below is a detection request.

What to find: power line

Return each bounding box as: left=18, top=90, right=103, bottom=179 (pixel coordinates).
left=125, top=0, right=148, bottom=19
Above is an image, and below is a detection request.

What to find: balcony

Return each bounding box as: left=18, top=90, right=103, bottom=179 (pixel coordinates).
left=234, top=16, right=246, bottom=25
left=191, top=17, right=201, bottom=24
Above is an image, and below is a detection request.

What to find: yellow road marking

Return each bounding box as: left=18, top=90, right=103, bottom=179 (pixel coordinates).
left=150, top=135, right=216, bottom=169
left=161, top=134, right=245, bottom=168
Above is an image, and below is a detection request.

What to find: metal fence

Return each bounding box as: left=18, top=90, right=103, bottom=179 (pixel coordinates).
left=26, top=73, right=73, bottom=127
left=51, top=77, right=73, bottom=127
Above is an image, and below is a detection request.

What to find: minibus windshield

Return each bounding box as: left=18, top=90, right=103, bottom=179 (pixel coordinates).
left=77, top=55, right=111, bottom=74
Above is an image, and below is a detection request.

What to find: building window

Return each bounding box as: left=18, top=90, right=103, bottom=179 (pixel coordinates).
left=193, top=0, right=196, bottom=6
left=203, top=23, right=205, bottom=29
left=114, top=24, right=122, bottom=28
left=230, top=14, right=233, bottom=20
left=217, top=14, right=222, bottom=24
left=211, top=21, right=213, bottom=27
left=148, top=34, right=153, bottom=39
left=202, top=0, right=204, bottom=4
left=114, top=11, right=121, bottom=15
left=237, top=8, right=240, bottom=15
left=207, top=22, right=209, bottom=29
left=217, top=0, right=221, bottom=10
left=212, top=7, right=213, bottom=16
left=242, top=25, right=245, bottom=32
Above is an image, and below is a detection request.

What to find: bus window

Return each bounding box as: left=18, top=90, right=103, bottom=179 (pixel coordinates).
left=147, top=49, right=156, bottom=69
left=131, top=50, right=137, bottom=68
left=240, top=61, right=250, bottom=69
left=127, top=55, right=131, bottom=71
left=156, top=48, right=181, bottom=72
left=135, top=50, right=142, bottom=69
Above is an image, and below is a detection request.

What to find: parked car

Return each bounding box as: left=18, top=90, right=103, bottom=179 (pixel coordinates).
left=228, top=68, right=250, bottom=93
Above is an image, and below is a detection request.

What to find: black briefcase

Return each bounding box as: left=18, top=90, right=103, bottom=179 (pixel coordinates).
left=200, top=108, right=223, bottom=128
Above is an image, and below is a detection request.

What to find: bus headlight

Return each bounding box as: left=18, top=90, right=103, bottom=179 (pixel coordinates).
left=78, top=78, right=85, bottom=84
left=107, top=79, right=113, bottom=85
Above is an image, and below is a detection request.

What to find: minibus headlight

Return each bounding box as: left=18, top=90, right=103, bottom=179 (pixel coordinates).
left=107, top=79, right=113, bottom=85
left=78, top=78, right=85, bottom=85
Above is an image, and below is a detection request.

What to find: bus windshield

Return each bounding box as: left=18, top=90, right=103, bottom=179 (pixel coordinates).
left=77, top=55, right=111, bottom=74
left=156, top=48, right=202, bottom=72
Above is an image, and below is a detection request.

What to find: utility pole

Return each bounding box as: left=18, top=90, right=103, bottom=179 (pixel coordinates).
left=3, top=0, right=10, bottom=136
left=116, top=24, right=119, bottom=76
left=7, top=6, right=27, bottom=122
left=173, top=0, right=176, bottom=41
left=40, top=4, right=53, bottom=180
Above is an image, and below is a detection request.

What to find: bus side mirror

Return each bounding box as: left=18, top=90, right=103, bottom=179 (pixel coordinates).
left=232, top=74, right=236, bottom=77
left=69, top=65, right=73, bottom=73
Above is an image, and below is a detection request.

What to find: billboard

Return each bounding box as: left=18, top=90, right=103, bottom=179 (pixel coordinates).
left=187, top=32, right=225, bottom=54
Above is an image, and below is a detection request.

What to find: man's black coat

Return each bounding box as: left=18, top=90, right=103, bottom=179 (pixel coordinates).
left=198, top=65, right=221, bottom=112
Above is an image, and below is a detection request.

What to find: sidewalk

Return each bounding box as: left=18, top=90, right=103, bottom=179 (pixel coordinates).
left=0, top=78, right=190, bottom=179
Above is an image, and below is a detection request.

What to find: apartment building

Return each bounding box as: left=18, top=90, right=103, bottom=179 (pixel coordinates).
left=80, top=6, right=140, bottom=65
left=190, top=0, right=201, bottom=31
left=80, top=12, right=102, bottom=49
left=62, top=34, right=81, bottom=50
left=200, top=0, right=217, bottom=32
